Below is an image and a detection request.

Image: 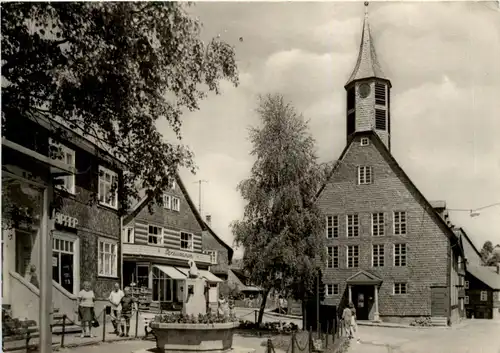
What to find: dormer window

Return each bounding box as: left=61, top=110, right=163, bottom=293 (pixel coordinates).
left=163, top=194, right=172, bottom=209
left=360, top=138, right=369, bottom=146
left=49, top=138, right=76, bottom=194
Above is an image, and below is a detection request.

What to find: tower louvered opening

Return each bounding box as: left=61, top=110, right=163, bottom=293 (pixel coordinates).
left=375, top=109, right=386, bottom=130
left=347, top=111, right=356, bottom=135
left=375, top=82, right=386, bottom=106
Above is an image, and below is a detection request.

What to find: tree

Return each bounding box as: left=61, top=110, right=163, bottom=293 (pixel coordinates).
left=1, top=2, right=239, bottom=211
left=480, top=241, right=500, bottom=266
left=231, top=94, right=329, bottom=325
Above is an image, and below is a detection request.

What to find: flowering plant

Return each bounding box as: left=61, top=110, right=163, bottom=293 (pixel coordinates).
left=153, top=312, right=238, bottom=324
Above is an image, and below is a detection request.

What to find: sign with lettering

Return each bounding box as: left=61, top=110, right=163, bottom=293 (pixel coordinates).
left=122, top=243, right=211, bottom=264
left=54, top=212, right=78, bottom=229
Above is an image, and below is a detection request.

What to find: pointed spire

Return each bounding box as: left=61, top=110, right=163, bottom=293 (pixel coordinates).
left=345, top=2, right=388, bottom=87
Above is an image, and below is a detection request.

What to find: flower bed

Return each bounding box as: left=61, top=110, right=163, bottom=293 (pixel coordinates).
left=151, top=313, right=240, bottom=353
left=238, top=320, right=299, bottom=334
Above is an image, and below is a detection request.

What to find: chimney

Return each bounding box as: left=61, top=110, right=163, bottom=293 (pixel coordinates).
left=205, top=214, right=212, bottom=226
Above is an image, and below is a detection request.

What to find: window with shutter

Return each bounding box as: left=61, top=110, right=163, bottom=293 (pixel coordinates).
left=375, top=109, right=387, bottom=130
left=375, top=83, right=386, bottom=106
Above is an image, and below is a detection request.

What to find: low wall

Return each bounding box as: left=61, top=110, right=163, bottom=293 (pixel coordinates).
left=151, top=322, right=239, bottom=352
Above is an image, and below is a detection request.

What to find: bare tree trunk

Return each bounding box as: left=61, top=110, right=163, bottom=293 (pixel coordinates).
left=257, top=288, right=272, bottom=326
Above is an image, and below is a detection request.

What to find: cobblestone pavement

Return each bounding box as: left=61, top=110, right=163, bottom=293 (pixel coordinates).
left=348, top=319, right=500, bottom=353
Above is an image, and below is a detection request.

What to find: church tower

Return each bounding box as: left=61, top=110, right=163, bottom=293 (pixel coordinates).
left=345, top=2, right=392, bottom=150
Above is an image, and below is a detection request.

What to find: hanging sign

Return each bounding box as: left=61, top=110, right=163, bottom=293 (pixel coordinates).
left=52, top=256, right=58, bottom=267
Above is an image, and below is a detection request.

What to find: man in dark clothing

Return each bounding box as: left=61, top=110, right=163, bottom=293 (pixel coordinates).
left=120, top=287, right=137, bottom=337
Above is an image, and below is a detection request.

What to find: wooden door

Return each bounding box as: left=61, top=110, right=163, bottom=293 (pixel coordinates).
left=431, top=286, right=449, bottom=317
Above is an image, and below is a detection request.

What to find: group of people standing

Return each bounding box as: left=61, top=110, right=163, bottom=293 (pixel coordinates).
left=77, top=282, right=137, bottom=338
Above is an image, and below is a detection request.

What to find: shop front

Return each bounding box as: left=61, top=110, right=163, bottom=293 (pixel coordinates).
left=122, top=244, right=223, bottom=312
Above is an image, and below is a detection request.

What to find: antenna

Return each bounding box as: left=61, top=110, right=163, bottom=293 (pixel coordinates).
left=193, top=180, right=208, bottom=215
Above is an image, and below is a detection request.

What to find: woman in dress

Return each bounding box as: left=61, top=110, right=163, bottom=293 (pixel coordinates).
left=78, top=281, right=96, bottom=338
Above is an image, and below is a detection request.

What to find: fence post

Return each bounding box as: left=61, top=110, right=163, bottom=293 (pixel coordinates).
left=25, top=331, right=30, bottom=353
left=61, top=314, right=66, bottom=348
left=135, top=309, right=140, bottom=338
left=291, top=332, right=295, bottom=353
left=254, top=310, right=258, bottom=324
left=102, top=309, right=107, bottom=342
left=266, top=338, right=272, bottom=353
left=309, top=326, right=313, bottom=353
left=325, top=321, right=329, bottom=348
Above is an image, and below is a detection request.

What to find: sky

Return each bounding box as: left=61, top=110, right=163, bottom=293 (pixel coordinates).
left=156, top=1, right=500, bottom=258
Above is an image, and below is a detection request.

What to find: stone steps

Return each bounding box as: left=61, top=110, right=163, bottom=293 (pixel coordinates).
left=430, top=317, right=448, bottom=326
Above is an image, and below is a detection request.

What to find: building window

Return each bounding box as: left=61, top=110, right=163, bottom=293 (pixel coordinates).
left=152, top=266, right=173, bottom=302
left=393, top=282, right=407, bottom=295
left=326, top=284, right=340, bottom=296
left=180, top=232, right=193, bottom=251
left=326, top=215, right=339, bottom=238
left=52, top=235, right=76, bottom=293
left=394, top=243, right=407, bottom=267
left=98, top=166, right=118, bottom=209
left=480, top=291, right=487, bottom=301
left=347, top=245, right=359, bottom=268
left=347, top=111, right=356, bottom=135
left=346, top=214, right=359, bottom=237
left=393, top=211, right=407, bottom=235
left=372, top=213, right=385, bottom=236
left=465, top=281, right=469, bottom=289
left=360, top=138, right=369, bottom=146
left=148, top=225, right=162, bottom=245
left=375, top=82, right=386, bottom=106
left=357, top=166, right=373, bottom=185
left=207, top=250, right=218, bottom=264
left=464, top=296, right=469, bottom=305
left=123, top=227, right=134, bottom=244
left=172, top=197, right=180, bottom=212
left=372, top=244, right=385, bottom=267
left=98, top=238, right=117, bottom=277
left=327, top=246, right=339, bottom=269
left=49, top=139, right=76, bottom=194
left=163, top=194, right=172, bottom=209
left=375, top=109, right=386, bottom=130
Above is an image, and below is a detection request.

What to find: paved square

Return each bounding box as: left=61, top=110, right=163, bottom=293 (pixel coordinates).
left=349, top=320, right=500, bottom=353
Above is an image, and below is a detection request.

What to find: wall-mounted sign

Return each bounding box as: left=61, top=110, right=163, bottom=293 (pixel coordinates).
left=52, top=256, right=58, bottom=267
left=122, top=244, right=211, bottom=264
left=54, top=212, right=78, bottom=229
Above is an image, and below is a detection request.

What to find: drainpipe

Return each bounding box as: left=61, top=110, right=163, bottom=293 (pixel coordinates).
left=120, top=215, right=124, bottom=289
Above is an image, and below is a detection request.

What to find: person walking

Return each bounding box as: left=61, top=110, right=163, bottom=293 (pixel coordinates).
left=78, top=281, right=96, bottom=338
left=119, top=287, right=137, bottom=337
left=348, top=303, right=360, bottom=343
left=108, top=283, right=124, bottom=335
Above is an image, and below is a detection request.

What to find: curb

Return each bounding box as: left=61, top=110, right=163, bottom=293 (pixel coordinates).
left=356, top=321, right=450, bottom=329
left=53, top=337, right=141, bottom=350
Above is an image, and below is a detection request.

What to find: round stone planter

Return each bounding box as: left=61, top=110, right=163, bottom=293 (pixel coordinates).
left=150, top=321, right=240, bottom=353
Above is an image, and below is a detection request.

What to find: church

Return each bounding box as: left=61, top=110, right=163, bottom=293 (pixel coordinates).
left=317, top=3, right=465, bottom=326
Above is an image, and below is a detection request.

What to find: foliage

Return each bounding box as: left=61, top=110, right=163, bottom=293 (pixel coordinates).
left=480, top=241, right=500, bottom=266
left=409, top=317, right=432, bottom=327
left=240, top=320, right=299, bottom=334
left=231, top=94, right=331, bottom=324
left=153, top=312, right=238, bottom=324
left=2, top=308, right=37, bottom=337
left=219, top=282, right=244, bottom=300
left=1, top=2, right=239, bottom=211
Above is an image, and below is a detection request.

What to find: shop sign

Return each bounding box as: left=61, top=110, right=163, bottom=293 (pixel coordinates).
left=122, top=243, right=211, bottom=263
left=54, top=212, right=78, bottom=229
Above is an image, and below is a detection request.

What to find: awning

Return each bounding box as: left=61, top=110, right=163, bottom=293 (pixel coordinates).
left=174, top=267, right=223, bottom=283
left=199, top=270, right=223, bottom=283
left=154, top=265, right=187, bottom=280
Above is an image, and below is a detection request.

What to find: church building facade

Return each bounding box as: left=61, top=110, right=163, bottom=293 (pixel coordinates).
left=317, top=4, right=465, bottom=326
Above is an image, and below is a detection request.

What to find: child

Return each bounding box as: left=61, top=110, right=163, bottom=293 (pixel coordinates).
left=119, top=287, right=137, bottom=337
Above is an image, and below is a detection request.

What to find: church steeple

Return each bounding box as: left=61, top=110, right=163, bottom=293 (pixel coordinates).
left=345, top=2, right=392, bottom=151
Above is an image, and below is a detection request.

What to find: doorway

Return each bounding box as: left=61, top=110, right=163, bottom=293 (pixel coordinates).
left=351, top=285, right=374, bottom=320
left=52, top=233, right=79, bottom=294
